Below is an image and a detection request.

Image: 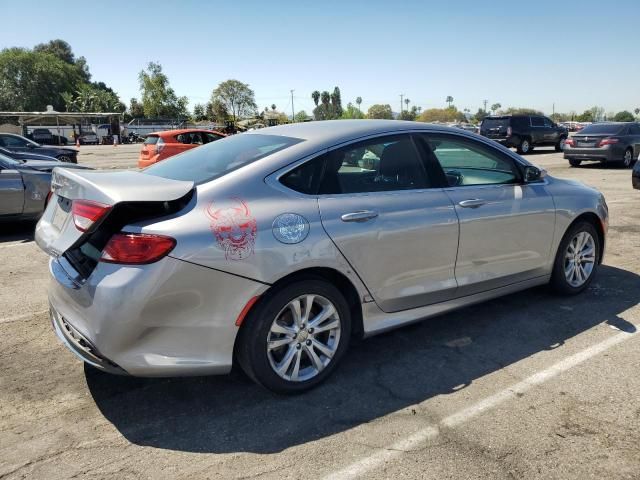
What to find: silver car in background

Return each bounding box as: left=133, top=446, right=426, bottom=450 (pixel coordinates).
left=35, top=120, right=608, bottom=393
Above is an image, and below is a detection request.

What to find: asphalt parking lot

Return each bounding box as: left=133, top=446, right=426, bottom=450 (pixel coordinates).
left=1, top=145, right=639, bottom=479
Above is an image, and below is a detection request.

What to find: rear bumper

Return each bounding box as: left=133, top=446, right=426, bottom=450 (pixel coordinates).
left=47, top=255, right=268, bottom=376
left=563, top=146, right=617, bottom=162
left=483, top=136, right=518, bottom=148
left=138, top=153, right=160, bottom=168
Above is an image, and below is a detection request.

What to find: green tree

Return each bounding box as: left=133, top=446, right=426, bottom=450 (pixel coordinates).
left=34, top=39, right=90, bottom=82
left=355, top=96, right=362, bottom=112
left=192, top=103, right=207, bottom=121
left=138, top=62, right=189, bottom=118
left=575, top=110, right=594, bottom=122
left=635, top=108, right=640, bottom=117
left=311, top=90, right=320, bottom=107
left=341, top=102, right=365, bottom=119
left=398, top=106, right=418, bottom=121
left=313, top=90, right=339, bottom=120
left=446, top=96, right=454, bottom=108
left=491, top=103, right=501, bottom=114
left=294, top=110, right=310, bottom=122
left=331, top=86, right=343, bottom=117
left=0, top=47, right=83, bottom=111
left=206, top=99, right=229, bottom=122
left=473, top=108, right=488, bottom=123
left=367, top=104, right=393, bottom=119
left=419, top=107, right=464, bottom=123
left=62, top=84, right=124, bottom=113
left=613, top=110, right=635, bottom=122
left=210, top=79, right=257, bottom=123
left=129, top=98, right=144, bottom=118
left=271, top=104, right=276, bottom=111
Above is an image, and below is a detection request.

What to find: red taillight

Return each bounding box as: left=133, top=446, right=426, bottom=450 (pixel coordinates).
left=72, top=200, right=111, bottom=232
left=507, top=126, right=512, bottom=136
left=100, top=233, right=176, bottom=264
left=598, top=137, right=619, bottom=147
left=565, top=138, right=575, bottom=147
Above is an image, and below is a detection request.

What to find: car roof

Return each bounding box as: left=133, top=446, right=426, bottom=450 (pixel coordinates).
left=150, top=128, right=226, bottom=137
left=244, top=120, right=460, bottom=149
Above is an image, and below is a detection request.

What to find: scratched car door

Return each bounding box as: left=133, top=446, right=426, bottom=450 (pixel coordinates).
left=317, top=134, right=459, bottom=313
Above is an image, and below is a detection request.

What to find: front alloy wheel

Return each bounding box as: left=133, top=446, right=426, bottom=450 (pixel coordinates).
left=518, top=138, right=531, bottom=154
left=550, top=221, right=600, bottom=294
left=622, top=149, right=633, bottom=168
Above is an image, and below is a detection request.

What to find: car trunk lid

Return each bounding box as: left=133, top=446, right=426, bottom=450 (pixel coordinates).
left=571, top=134, right=608, bottom=148
left=35, top=168, right=194, bottom=258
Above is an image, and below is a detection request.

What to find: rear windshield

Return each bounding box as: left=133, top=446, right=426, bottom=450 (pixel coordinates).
left=144, top=135, right=159, bottom=145
left=578, top=123, right=625, bottom=135
left=143, top=133, right=304, bottom=184
left=482, top=117, right=509, bottom=129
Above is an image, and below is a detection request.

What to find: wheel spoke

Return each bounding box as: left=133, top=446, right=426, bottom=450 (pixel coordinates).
left=290, top=349, right=302, bottom=381
left=305, top=344, right=325, bottom=373
left=308, top=304, right=336, bottom=328
left=276, top=346, right=296, bottom=376
left=268, top=336, right=293, bottom=350
left=271, top=322, right=295, bottom=335
left=289, top=299, right=303, bottom=327
left=301, top=295, right=315, bottom=325
left=312, top=318, right=340, bottom=334
left=311, top=338, right=335, bottom=359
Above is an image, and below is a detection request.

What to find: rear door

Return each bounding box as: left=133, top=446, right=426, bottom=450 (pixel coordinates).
left=481, top=117, right=510, bottom=140
left=627, top=123, right=640, bottom=158
left=0, top=161, right=25, bottom=216
left=422, top=133, right=556, bottom=295
left=173, top=132, right=205, bottom=155
left=530, top=116, right=546, bottom=143
left=316, top=134, right=459, bottom=312
left=543, top=117, right=561, bottom=144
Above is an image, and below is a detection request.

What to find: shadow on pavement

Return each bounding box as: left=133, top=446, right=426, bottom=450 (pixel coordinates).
left=86, top=265, right=638, bottom=454
left=0, top=221, right=36, bottom=244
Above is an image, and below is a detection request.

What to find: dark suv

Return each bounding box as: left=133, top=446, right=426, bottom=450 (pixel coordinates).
left=480, top=115, right=568, bottom=154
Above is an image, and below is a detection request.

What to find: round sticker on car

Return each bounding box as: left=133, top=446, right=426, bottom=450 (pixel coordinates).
left=272, top=213, right=310, bottom=244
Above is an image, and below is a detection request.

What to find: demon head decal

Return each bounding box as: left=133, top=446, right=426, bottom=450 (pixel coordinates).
left=205, top=198, right=257, bottom=261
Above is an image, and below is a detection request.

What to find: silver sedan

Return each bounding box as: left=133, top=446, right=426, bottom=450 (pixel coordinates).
left=35, top=120, right=608, bottom=393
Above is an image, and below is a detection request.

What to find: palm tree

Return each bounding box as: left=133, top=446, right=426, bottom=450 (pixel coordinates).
left=311, top=91, right=320, bottom=106
left=404, top=98, right=410, bottom=111
left=355, top=96, right=362, bottom=112
left=320, top=91, right=330, bottom=105
left=446, top=96, right=454, bottom=108
left=271, top=104, right=276, bottom=111
left=635, top=108, right=640, bottom=116
left=491, top=103, right=502, bottom=114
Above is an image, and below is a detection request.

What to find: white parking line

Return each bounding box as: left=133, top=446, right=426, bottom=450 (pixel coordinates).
left=323, top=329, right=636, bottom=480
left=0, top=310, right=48, bottom=324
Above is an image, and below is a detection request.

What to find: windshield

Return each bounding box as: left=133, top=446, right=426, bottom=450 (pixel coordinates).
left=143, top=133, right=304, bottom=184
left=579, top=123, right=625, bottom=135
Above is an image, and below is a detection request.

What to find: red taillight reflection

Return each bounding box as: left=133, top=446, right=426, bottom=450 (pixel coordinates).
left=100, top=233, right=176, bottom=264
left=507, top=126, right=512, bottom=136
left=72, top=200, right=111, bottom=232
left=598, top=138, right=619, bottom=147
left=565, top=138, right=575, bottom=147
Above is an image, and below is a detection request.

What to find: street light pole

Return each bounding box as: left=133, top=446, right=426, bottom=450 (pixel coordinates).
left=400, top=94, right=404, bottom=118
left=291, top=90, right=295, bottom=122
left=483, top=99, right=488, bottom=113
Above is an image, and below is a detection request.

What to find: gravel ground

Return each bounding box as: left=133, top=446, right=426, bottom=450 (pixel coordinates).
left=0, top=146, right=638, bottom=480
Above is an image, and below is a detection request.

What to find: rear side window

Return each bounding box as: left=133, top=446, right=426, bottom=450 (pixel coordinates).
left=579, top=124, right=626, bottom=135
left=205, top=133, right=224, bottom=143
left=280, top=155, right=326, bottom=195
left=628, top=124, right=640, bottom=135
left=144, top=134, right=304, bottom=184
left=531, top=117, right=544, bottom=127
left=144, top=135, right=159, bottom=145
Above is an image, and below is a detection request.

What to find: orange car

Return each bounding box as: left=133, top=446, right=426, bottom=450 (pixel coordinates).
left=138, top=129, right=226, bottom=168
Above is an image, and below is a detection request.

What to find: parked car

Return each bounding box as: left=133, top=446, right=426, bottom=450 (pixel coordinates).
left=564, top=122, right=640, bottom=168
left=27, top=128, right=69, bottom=146
left=633, top=155, right=640, bottom=189
left=480, top=114, right=568, bottom=154
left=0, top=152, right=90, bottom=221
left=451, top=123, right=479, bottom=133
left=36, top=120, right=607, bottom=393
left=77, top=131, right=99, bottom=145
left=0, top=146, right=61, bottom=163
left=0, top=133, right=78, bottom=163
left=138, top=129, right=226, bottom=168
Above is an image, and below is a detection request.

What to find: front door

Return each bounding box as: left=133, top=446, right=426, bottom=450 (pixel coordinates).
left=421, top=133, right=556, bottom=296
left=317, top=134, right=459, bottom=313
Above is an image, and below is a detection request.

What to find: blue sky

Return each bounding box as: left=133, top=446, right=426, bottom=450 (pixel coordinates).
left=2, top=0, right=639, bottom=116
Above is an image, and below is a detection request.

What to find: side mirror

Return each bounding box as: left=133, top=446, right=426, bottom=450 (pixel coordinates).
left=524, top=165, right=545, bottom=183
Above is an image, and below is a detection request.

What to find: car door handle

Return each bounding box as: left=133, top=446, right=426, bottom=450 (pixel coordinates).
left=458, top=199, right=486, bottom=208
left=341, top=210, right=379, bottom=222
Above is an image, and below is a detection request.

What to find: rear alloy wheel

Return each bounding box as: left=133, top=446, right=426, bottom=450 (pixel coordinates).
left=237, top=279, right=351, bottom=394
left=568, top=158, right=582, bottom=167
left=550, top=221, right=600, bottom=295
left=555, top=137, right=567, bottom=152
left=517, top=138, right=531, bottom=154
left=622, top=148, right=634, bottom=168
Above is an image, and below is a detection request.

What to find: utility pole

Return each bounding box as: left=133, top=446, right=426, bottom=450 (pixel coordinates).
left=290, top=89, right=295, bottom=122
left=552, top=102, right=555, bottom=117
left=483, top=99, right=488, bottom=113
left=400, top=94, right=404, bottom=117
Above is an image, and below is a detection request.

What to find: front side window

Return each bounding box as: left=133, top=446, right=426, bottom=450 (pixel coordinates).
left=205, top=133, right=224, bottom=143
left=422, top=135, right=520, bottom=187
left=319, top=136, right=429, bottom=194
left=543, top=117, right=554, bottom=127
left=1, top=135, right=29, bottom=147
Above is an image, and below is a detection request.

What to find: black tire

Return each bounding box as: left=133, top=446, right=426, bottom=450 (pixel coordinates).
left=549, top=221, right=600, bottom=295
left=236, top=278, right=351, bottom=394
left=57, top=154, right=73, bottom=163
left=568, top=158, right=582, bottom=167
left=517, top=137, right=532, bottom=154
left=622, top=148, right=634, bottom=168
left=555, top=137, right=567, bottom=152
